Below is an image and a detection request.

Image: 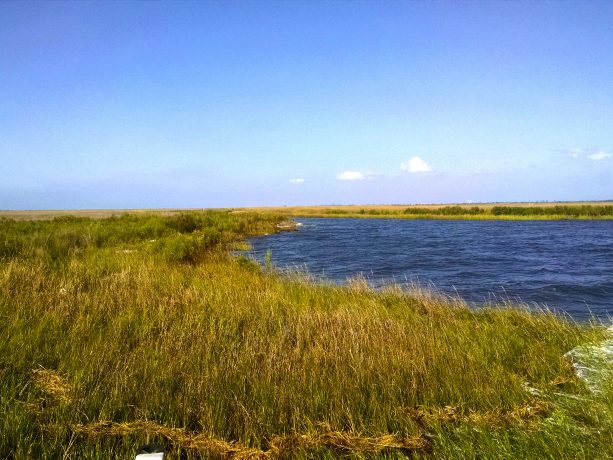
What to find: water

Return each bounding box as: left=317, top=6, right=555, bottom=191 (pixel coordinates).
left=248, top=218, right=613, bottom=321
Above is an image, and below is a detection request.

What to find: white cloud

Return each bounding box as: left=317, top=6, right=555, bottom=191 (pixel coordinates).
left=588, top=150, right=611, bottom=161
left=560, top=148, right=611, bottom=160
left=337, top=171, right=364, bottom=181
left=401, top=156, right=431, bottom=173
left=289, top=178, right=305, bottom=184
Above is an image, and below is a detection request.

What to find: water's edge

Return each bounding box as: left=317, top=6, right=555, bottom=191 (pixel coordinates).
left=248, top=217, right=613, bottom=321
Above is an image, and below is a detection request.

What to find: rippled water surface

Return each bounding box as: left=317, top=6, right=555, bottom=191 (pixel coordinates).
left=249, top=218, right=613, bottom=320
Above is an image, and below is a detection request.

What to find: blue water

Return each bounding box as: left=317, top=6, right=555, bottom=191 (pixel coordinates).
left=249, top=218, right=613, bottom=320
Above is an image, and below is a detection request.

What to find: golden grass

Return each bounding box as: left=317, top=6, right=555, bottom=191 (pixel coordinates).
left=32, top=368, right=72, bottom=404
left=73, top=420, right=430, bottom=458
left=406, top=398, right=553, bottom=427
left=74, top=421, right=265, bottom=459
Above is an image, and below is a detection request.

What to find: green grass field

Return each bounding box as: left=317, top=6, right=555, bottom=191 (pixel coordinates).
left=1, top=211, right=612, bottom=458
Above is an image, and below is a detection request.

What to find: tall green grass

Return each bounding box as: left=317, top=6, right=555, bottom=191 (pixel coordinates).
left=1, top=211, right=611, bottom=458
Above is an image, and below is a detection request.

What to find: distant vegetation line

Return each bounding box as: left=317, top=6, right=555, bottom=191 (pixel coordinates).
left=406, top=204, right=613, bottom=217
left=273, top=204, right=613, bottom=219
left=2, top=202, right=613, bottom=221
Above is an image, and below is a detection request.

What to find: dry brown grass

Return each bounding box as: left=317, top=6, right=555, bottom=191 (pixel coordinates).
left=32, top=368, right=72, bottom=404
left=74, top=420, right=264, bottom=459
left=73, top=420, right=430, bottom=458
left=406, top=398, right=553, bottom=427
left=70, top=399, right=552, bottom=457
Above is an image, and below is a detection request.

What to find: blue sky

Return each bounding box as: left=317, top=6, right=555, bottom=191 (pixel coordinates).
left=1, top=1, right=612, bottom=209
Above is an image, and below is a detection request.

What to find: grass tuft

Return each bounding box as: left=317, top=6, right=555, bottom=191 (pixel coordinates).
left=32, top=368, right=72, bottom=404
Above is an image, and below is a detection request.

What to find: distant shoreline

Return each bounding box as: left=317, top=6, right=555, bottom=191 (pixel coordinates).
left=2, top=201, right=613, bottom=221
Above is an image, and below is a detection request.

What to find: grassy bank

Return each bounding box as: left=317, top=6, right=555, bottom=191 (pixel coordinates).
left=1, top=211, right=612, bottom=459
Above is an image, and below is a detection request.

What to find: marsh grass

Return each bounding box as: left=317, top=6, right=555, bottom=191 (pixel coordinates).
left=239, top=203, right=613, bottom=220
left=1, top=211, right=612, bottom=458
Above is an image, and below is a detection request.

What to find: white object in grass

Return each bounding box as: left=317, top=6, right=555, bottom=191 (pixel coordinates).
left=135, top=454, right=164, bottom=460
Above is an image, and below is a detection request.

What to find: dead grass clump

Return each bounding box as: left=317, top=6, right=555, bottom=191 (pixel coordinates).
left=508, top=399, right=554, bottom=421
left=74, top=420, right=265, bottom=459
left=73, top=420, right=430, bottom=458
left=32, top=368, right=72, bottom=404
left=268, top=424, right=429, bottom=455
left=407, top=399, right=553, bottom=427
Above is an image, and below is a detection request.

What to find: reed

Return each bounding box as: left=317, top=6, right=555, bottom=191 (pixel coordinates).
left=1, top=211, right=611, bottom=459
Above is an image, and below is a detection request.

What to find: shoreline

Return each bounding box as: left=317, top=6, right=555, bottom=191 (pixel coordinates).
left=2, top=201, right=613, bottom=221
left=285, top=213, right=613, bottom=221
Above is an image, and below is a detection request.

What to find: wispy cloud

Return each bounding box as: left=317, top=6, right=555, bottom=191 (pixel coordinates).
left=588, top=151, right=612, bottom=161
left=337, top=171, right=364, bottom=181
left=401, top=156, right=431, bottom=173
left=289, top=178, right=305, bottom=184
left=559, top=148, right=611, bottom=161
